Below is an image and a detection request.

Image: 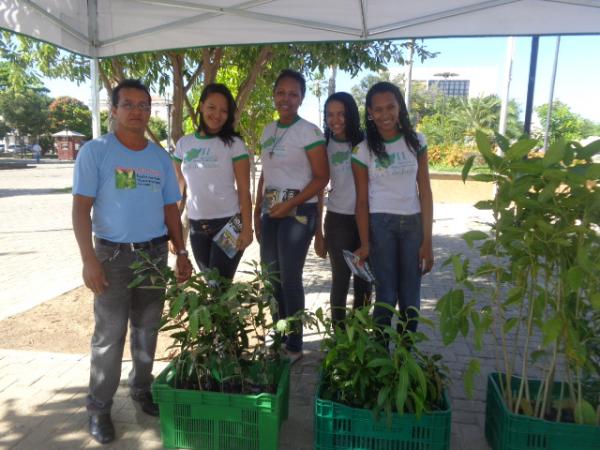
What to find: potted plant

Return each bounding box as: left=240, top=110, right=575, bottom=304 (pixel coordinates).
left=436, top=131, right=600, bottom=449
left=313, top=305, right=452, bottom=450
left=130, top=259, right=293, bottom=450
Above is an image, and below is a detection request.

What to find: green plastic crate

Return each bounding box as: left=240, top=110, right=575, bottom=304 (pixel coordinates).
left=152, top=360, right=290, bottom=450
left=485, top=372, right=600, bottom=450
left=314, top=383, right=451, bottom=450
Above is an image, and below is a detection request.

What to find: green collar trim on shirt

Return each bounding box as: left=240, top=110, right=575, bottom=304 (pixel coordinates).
left=195, top=131, right=216, bottom=140
left=277, top=115, right=301, bottom=128
left=383, top=133, right=403, bottom=144
left=331, top=135, right=349, bottom=143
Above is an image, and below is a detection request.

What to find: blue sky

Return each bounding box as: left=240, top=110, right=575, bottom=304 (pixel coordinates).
left=45, top=35, right=600, bottom=126
left=331, top=35, right=600, bottom=123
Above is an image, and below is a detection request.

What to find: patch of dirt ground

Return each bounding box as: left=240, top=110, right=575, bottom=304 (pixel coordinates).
left=0, top=176, right=491, bottom=356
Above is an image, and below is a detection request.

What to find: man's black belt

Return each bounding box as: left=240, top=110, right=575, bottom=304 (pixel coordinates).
left=97, top=235, right=169, bottom=251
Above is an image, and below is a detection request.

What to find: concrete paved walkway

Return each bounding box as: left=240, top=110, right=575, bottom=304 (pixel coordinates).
left=0, top=159, right=494, bottom=449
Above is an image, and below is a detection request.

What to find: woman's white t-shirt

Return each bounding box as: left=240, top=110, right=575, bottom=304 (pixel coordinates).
left=173, top=133, right=249, bottom=220
left=260, top=116, right=325, bottom=204
left=326, top=137, right=356, bottom=215
left=351, top=133, right=427, bottom=215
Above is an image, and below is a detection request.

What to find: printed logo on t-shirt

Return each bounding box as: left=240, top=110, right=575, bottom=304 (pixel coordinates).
left=115, top=168, right=136, bottom=189
left=184, top=147, right=218, bottom=168
left=331, top=150, right=350, bottom=166
left=373, top=152, right=416, bottom=176
left=115, top=166, right=161, bottom=191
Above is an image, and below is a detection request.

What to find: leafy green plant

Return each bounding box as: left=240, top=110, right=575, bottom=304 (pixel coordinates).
left=318, top=304, right=449, bottom=421
left=436, top=131, right=600, bottom=425
left=130, top=257, right=298, bottom=395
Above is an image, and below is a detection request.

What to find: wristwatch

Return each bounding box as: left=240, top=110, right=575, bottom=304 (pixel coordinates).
left=176, top=249, right=189, bottom=257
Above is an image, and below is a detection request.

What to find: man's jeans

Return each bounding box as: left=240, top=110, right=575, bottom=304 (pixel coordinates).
left=260, top=203, right=317, bottom=353
left=369, top=213, right=423, bottom=332
left=86, top=239, right=167, bottom=415
left=324, top=211, right=372, bottom=323
left=189, top=216, right=243, bottom=280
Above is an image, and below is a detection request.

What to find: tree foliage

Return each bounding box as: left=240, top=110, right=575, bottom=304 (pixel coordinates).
left=4, top=30, right=433, bottom=148
left=0, top=88, right=50, bottom=139
left=535, top=101, right=586, bottom=143
left=48, top=96, right=92, bottom=137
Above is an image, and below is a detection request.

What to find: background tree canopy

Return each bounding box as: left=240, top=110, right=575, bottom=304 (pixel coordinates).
left=0, top=31, right=598, bottom=166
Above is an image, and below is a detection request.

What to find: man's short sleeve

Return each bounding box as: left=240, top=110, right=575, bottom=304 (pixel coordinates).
left=161, top=152, right=182, bottom=205
left=72, top=142, right=98, bottom=198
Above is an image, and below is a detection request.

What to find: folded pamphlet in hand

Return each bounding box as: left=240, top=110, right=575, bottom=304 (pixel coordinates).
left=262, top=187, right=300, bottom=216
left=213, top=214, right=242, bottom=259
left=342, top=249, right=375, bottom=283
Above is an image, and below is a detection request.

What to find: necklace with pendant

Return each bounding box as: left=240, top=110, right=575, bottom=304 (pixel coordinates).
left=269, top=123, right=293, bottom=159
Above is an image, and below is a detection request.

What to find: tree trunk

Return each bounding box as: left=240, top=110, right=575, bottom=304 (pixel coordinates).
left=168, top=52, right=185, bottom=145
left=328, top=65, right=337, bottom=97
left=234, top=45, right=273, bottom=127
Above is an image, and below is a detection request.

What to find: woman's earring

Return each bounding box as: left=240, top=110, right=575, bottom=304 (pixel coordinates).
left=367, top=115, right=373, bottom=121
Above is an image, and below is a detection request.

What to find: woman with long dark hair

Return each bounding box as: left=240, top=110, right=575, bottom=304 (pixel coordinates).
left=254, top=69, right=329, bottom=363
left=314, top=92, right=372, bottom=324
left=173, top=83, right=252, bottom=279
left=351, top=81, right=433, bottom=332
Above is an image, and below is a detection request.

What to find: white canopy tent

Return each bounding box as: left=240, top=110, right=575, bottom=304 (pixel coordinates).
left=1, top=0, right=600, bottom=59
left=1, top=0, right=599, bottom=138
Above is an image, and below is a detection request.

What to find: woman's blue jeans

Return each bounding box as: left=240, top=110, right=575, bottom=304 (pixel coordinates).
left=369, top=213, right=423, bottom=332
left=260, top=203, right=317, bottom=352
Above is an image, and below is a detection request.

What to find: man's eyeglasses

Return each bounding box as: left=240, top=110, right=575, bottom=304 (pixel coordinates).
left=118, top=102, right=151, bottom=112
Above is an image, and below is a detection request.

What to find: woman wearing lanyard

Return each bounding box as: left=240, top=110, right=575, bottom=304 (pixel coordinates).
left=173, top=83, right=252, bottom=280
left=254, top=69, right=329, bottom=363
left=352, top=81, right=434, bottom=333
left=314, top=92, right=372, bottom=325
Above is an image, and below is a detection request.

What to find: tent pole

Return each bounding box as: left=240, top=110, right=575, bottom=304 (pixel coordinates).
left=543, top=36, right=561, bottom=151
left=88, top=0, right=101, bottom=139
left=523, top=36, right=539, bottom=136
left=90, top=59, right=101, bottom=139
left=498, top=36, right=515, bottom=138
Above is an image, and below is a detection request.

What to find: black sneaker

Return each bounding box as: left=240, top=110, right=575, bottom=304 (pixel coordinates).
left=130, top=391, right=159, bottom=416
left=88, top=413, right=115, bottom=444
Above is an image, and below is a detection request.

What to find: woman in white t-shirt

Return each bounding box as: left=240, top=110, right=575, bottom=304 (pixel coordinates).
left=254, top=69, right=329, bottom=363
left=172, top=83, right=252, bottom=280
left=351, top=81, right=434, bottom=333
left=314, top=92, right=372, bottom=324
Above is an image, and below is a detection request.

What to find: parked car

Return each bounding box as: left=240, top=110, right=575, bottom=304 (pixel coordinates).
left=7, top=144, right=24, bottom=153
left=0, top=144, right=5, bottom=153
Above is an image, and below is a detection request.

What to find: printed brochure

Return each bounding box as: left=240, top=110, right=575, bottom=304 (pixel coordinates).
left=342, top=249, right=375, bottom=283
left=262, top=187, right=300, bottom=216
left=213, top=214, right=242, bottom=259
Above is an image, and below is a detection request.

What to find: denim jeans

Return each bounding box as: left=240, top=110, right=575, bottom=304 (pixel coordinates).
left=87, top=239, right=167, bottom=415
left=189, top=216, right=243, bottom=280
left=260, top=203, right=317, bottom=352
left=324, top=211, right=372, bottom=324
left=369, top=213, right=423, bottom=332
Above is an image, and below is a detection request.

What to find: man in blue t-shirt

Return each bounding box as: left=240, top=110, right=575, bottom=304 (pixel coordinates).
left=72, top=79, right=192, bottom=445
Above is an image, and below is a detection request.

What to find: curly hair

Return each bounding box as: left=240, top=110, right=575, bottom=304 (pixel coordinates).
left=365, top=81, right=419, bottom=160
left=323, top=92, right=364, bottom=147
left=198, top=83, right=241, bottom=146
left=274, top=69, right=306, bottom=99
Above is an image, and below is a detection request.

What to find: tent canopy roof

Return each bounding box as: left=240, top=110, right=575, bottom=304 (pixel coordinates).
left=52, top=129, right=86, bottom=137
left=1, top=0, right=600, bottom=58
